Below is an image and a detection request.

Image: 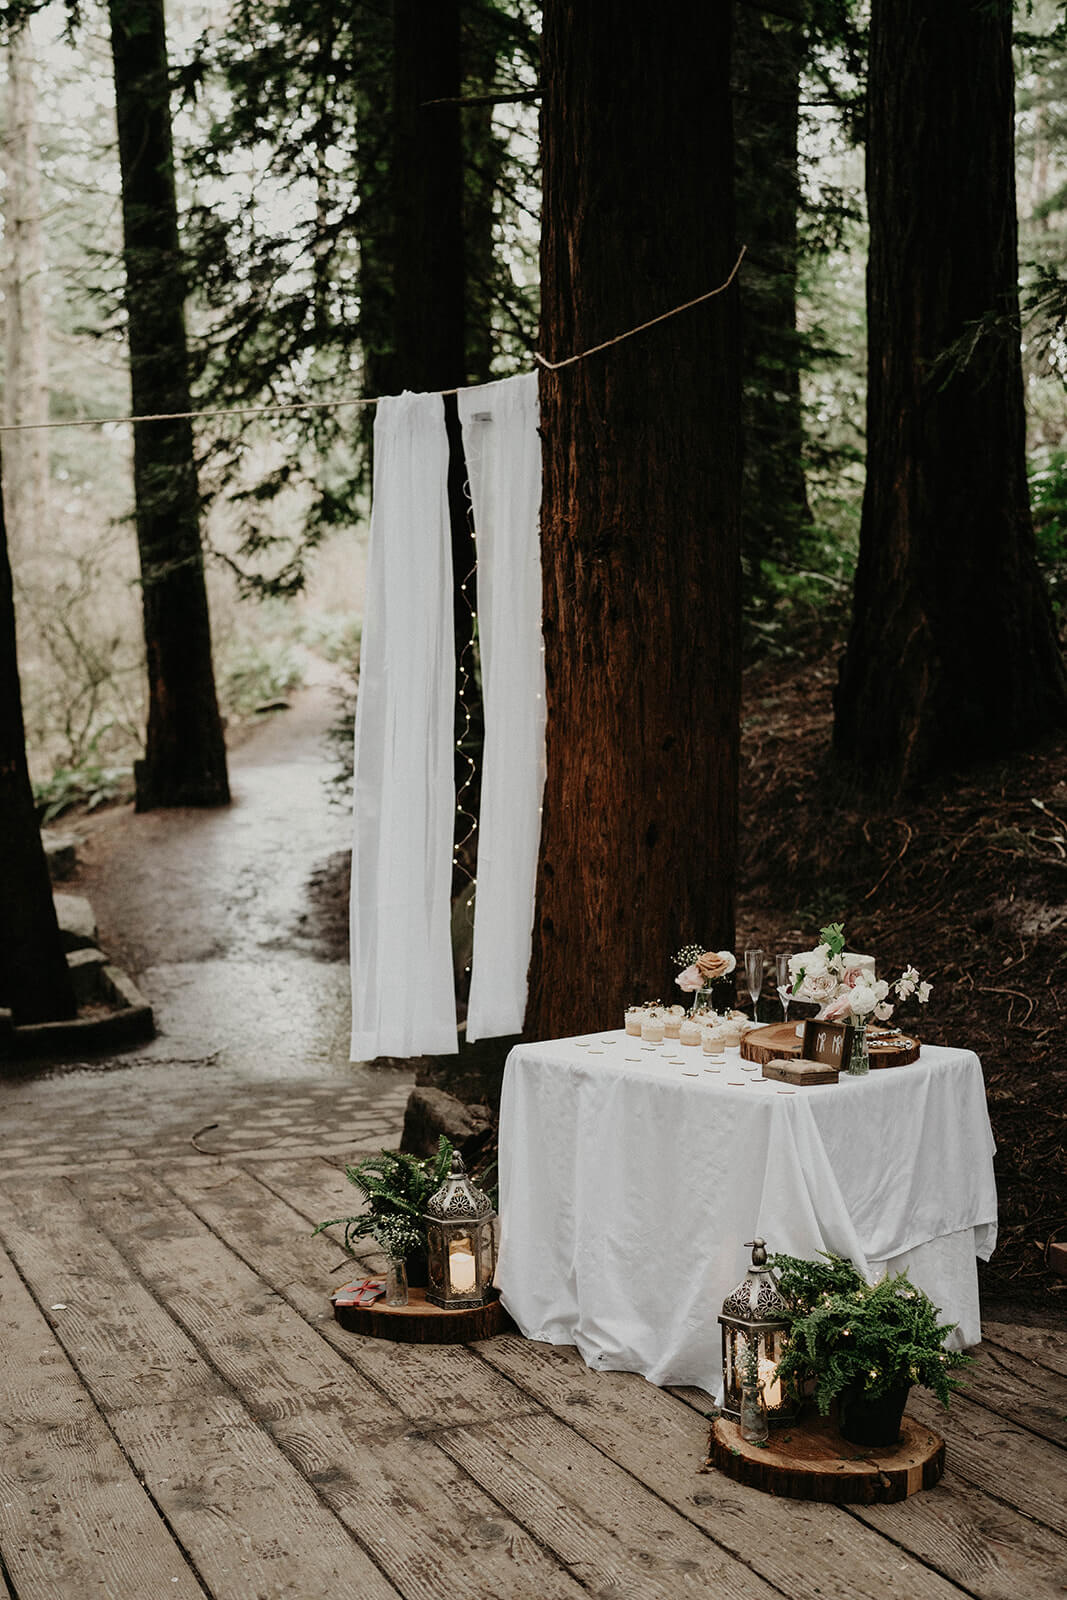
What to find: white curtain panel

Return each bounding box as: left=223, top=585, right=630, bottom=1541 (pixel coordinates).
left=459, top=373, right=546, bottom=1041
left=350, top=391, right=458, bottom=1059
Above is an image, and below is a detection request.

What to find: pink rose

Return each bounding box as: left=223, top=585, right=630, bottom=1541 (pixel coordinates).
left=675, top=964, right=703, bottom=993
left=819, top=992, right=854, bottom=1021
left=843, top=965, right=865, bottom=989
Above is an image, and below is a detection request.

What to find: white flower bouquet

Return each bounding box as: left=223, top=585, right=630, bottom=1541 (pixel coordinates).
left=788, top=922, right=931, bottom=1024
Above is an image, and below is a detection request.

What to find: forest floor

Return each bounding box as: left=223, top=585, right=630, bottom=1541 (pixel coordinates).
left=739, top=653, right=1067, bottom=1316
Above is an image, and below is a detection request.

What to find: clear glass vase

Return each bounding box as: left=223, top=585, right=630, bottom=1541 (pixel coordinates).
left=740, top=1381, right=769, bottom=1443
left=385, top=1256, right=409, bottom=1307
left=847, top=1019, right=870, bottom=1076
left=693, top=983, right=716, bottom=1015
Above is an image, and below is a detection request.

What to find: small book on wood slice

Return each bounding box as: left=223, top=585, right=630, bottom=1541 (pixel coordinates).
left=762, top=1057, right=840, bottom=1086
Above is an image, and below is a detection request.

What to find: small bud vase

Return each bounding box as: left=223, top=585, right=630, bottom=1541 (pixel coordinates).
left=847, top=1019, right=870, bottom=1076
left=385, top=1256, right=409, bottom=1307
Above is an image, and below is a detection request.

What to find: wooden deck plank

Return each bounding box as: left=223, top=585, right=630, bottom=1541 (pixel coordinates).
left=852, top=1467, right=1067, bottom=1600
left=250, top=1156, right=381, bottom=1225
left=955, top=1339, right=1067, bottom=1446
left=982, top=1320, right=1067, bottom=1380
left=0, top=1180, right=400, bottom=1600
left=438, top=1407, right=786, bottom=1600
left=166, top=1162, right=533, bottom=1430
left=73, top=1167, right=587, bottom=1600
left=0, top=1239, right=205, bottom=1600
left=906, top=1386, right=1067, bottom=1535
left=473, top=1334, right=969, bottom=1600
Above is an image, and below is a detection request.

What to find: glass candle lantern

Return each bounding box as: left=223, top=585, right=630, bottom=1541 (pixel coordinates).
left=424, top=1152, right=496, bottom=1309
left=718, top=1238, right=797, bottom=1427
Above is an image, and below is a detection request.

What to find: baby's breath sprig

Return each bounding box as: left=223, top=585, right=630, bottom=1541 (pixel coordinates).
left=673, top=943, right=705, bottom=968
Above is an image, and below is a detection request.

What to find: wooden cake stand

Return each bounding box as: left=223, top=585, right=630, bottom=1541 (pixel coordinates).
left=708, top=1412, right=944, bottom=1503
left=741, top=1021, right=921, bottom=1069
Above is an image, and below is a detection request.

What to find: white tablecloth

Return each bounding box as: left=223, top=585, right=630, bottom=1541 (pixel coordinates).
left=496, top=1029, right=997, bottom=1398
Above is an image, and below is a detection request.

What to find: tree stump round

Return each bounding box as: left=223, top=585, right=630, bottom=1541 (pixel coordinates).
left=332, top=1286, right=511, bottom=1344
left=708, top=1412, right=944, bottom=1503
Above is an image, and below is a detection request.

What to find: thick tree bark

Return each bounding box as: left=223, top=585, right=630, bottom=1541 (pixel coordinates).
left=733, top=1, right=811, bottom=586
left=2, top=20, right=49, bottom=557
left=391, top=0, right=466, bottom=394
left=833, top=0, right=1067, bottom=789
left=0, top=462, right=77, bottom=1024
left=526, top=0, right=741, bottom=1042
left=109, top=0, right=229, bottom=810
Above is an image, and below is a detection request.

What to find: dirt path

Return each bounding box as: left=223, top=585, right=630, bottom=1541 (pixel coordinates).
left=1, top=668, right=412, bottom=1174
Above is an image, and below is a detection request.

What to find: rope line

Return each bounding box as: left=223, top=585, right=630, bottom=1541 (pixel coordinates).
left=0, top=248, right=746, bottom=434
left=533, top=245, right=746, bottom=372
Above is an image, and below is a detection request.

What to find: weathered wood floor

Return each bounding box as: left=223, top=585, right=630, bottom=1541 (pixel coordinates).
left=1, top=1140, right=1065, bottom=1600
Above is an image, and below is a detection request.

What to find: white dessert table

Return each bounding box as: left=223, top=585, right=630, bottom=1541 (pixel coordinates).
left=496, top=1029, right=997, bottom=1399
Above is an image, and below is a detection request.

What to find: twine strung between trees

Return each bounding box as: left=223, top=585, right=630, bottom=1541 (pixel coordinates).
left=0, top=246, right=746, bottom=435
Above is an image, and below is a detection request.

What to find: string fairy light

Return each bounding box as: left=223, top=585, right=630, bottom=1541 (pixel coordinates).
left=451, top=426, right=486, bottom=992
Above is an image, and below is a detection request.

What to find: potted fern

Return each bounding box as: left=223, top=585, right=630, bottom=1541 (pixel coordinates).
left=314, top=1137, right=457, bottom=1285
left=771, top=1252, right=972, bottom=1447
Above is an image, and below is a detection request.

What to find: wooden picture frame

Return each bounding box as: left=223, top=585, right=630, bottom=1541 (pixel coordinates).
left=801, top=1018, right=856, bottom=1069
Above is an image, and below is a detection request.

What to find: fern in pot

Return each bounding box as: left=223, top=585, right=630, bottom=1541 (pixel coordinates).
left=314, top=1137, right=456, bottom=1285
left=771, top=1252, right=972, bottom=1447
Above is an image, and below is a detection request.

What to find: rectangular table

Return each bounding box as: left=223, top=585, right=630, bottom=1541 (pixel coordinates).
left=496, top=1029, right=997, bottom=1398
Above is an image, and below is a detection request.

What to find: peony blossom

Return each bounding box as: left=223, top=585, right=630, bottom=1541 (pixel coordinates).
left=849, top=985, right=880, bottom=1016
left=675, top=964, right=703, bottom=993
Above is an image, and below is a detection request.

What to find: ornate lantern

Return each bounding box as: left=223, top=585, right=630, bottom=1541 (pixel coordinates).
left=718, top=1238, right=796, bottom=1426
left=424, top=1152, right=496, bottom=1309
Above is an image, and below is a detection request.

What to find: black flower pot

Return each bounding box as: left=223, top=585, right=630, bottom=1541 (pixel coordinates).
left=405, top=1248, right=429, bottom=1289
left=837, top=1382, right=910, bottom=1448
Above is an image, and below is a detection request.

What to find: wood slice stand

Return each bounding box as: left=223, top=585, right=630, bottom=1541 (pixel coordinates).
left=741, top=1022, right=921, bottom=1069
left=332, top=1286, right=511, bottom=1345
left=708, top=1412, right=944, bottom=1503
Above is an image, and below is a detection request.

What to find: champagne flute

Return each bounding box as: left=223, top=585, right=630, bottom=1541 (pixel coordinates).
left=744, top=948, right=764, bottom=1020
left=776, top=953, right=792, bottom=1024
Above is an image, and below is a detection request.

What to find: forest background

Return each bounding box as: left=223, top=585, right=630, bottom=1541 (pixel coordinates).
left=1, top=0, right=1066, bottom=1305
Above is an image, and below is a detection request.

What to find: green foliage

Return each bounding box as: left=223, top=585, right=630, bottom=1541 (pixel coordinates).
left=312, top=1136, right=456, bottom=1259
left=33, top=760, right=134, bottom=823
left=1029, top=451, right=1067, bottom=624
left=770, top=1252, right=972, bottom=1413
left=215, top=633, right=304, bottom=720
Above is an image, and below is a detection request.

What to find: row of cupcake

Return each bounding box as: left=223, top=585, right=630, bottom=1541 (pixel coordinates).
left=624, top=1002, right=760, bottom=1048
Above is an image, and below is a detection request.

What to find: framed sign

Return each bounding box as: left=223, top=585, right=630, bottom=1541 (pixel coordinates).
left=801, top=1018, right=855, bottom=1069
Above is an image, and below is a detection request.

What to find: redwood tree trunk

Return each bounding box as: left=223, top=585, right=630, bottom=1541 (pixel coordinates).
left=833, top=0, right=1067, bottom=789
left=109, top=0, right=229, bottom=810
left=526, top=0, right=741, bottom=1042
left=0, top=462, right=76, bottom=1024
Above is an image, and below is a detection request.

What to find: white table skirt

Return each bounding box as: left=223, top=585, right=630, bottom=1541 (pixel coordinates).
left=496, top=1030, right=997, bottom=1399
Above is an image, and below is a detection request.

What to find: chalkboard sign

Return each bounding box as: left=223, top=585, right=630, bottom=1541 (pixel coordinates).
left=801, top=1018, right=856, bottom=1068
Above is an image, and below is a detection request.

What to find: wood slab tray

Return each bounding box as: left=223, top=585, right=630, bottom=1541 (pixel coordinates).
left=741, top=1022, right=921, bottom=1069
left=332, top=1285, right=511, bottom=1344
left=707, top=1412, right=944, bottom=1503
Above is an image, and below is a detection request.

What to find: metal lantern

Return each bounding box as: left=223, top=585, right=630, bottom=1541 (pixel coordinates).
left=718, top=1238, right=797, bottom=1426
left=424, top=1152, right=496, bottom=1309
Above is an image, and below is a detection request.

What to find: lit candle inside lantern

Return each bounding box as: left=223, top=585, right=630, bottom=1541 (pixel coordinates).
left=758, top=1355, right=782, bottom=1410
left=449, top=1241, right=477, bottom=1294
